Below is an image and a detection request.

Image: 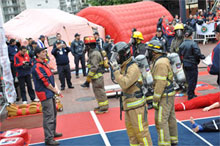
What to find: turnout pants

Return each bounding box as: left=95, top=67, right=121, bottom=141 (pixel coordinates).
left=125, top=105, right=152, bottom=146
left=57, top=64, right=72, bottom=88
left=74, top=55, right=86, bottom=76
left=155, top=96, right=178, bottom=146
left=18, top=74, right=35, bottom=101
left=184, top=66, right=198, bottom=99
left=91, top=76, right=108, bottom=110
left=202, top=118, right=220, bottom=132
left=41, top=98, right=57, bottom=141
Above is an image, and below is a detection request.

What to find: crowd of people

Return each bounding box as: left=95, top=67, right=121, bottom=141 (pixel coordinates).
left=4, top=13, right=219, bottom=145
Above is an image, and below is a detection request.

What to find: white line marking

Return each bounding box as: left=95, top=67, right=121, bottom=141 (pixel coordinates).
left=177, top=119, right=213, bottom=146
left=212, top=120, right=218, bottom=130
left=90, top=111, right=111, bottom=146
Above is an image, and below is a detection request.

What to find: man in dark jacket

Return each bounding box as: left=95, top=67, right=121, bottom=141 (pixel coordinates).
left=103, top=35, right=113, bottom=59
left=14, top=46, right=37, bottom=104
left=51, top=40, right=74, bottom=90
left=53, top=33, right=67, bottom=49
left=208, top=24, right=220, bottom=86
left=179, top=29, right=205, bottom=100
left=94, top=32, right=104, bottom=51
left=71, top=33, right=86, bottom=78
left=32, top=47, right=62, bottom=145
left=8, top=39, right=18, bottom=78
left=151, top=28, right=168, bottom=53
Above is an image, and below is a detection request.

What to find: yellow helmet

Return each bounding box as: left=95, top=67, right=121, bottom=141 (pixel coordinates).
left=133, top=31, right=144, bottom=40
left=174, top=24, right=184, bottom=30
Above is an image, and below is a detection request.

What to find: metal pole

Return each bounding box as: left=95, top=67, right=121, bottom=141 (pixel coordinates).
left=179, top=0, right=187, bottom=24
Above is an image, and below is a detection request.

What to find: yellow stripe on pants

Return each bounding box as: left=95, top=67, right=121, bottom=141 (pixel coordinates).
left=138, top=114, right=143, bottom=132
left=158, top=106, right=163, bottom=123
left=159, top=129, right=171, bottom=146
left=143, top=137, right=149, bottom=146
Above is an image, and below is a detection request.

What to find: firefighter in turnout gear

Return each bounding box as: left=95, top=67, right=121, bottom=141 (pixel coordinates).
left=84, top=36, right=109, bottom=114
left=110, top=42, right=152, bottom=146
left=170, top=23, right=184, bottom=53
left=131, top=31, right=147, bottom=57
left=147, top=40, right=178, bottom=146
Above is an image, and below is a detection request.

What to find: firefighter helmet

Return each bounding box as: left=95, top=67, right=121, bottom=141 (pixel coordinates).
left=147, top=40, right=165, bottom=54
left=112, top=42, right=130, bottom=64
left=84, top=36, right=96, bottom=44
left=174, top=23, right=184, bottom=30
left=132, top=31, right=144, bottom=40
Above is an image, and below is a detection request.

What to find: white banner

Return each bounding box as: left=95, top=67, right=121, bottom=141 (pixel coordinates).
left=196, top=23, right=215, bottom=35
left=0, top=16, right=16, bottom=103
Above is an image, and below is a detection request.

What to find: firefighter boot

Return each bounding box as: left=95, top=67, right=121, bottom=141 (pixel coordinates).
left=80, top=81, right=90, bottom=88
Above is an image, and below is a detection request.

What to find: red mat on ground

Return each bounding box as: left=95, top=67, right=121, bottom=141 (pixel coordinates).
left=28, top=106, right=219, bottom=144
left=196, top=81, right=217, bottom=91
left=29, top=111, right=98, bottom=144
left=198, top=71, right=209, bottom=76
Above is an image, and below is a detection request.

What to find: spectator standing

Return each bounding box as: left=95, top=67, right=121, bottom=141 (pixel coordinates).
left=103, top=35, right=113, bottom=59
left=151, top=27, right=168, bottom=52
left=26, top=38, right=33, bottom=52
left=71, top=33, right=86, bottom=78
left=32, top=47, right=63, bottom=146
left=53, top=33, right=67, bottom=49
left=8, top=39, right=18, bottom=78
left=208, top=24, right=220, bottom=86
left=214, top=10, right=220, bottom=22
left=165, top=22, right=175, bottom=52
left=93, top=32, right=104, bottom=51
left=29, top=41, right=38, bottom=60
left=206, top=14, right=214, bottom=24
left=179, top=29, right=205, bottom=100
left=14, top=46, right=38, bottom=104
left=37, top=35, right=46, bottom=48
left=51, top=40, right=74, bottom=90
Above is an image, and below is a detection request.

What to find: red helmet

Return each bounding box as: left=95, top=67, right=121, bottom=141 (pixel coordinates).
left=84, top=36, right=96, bottom=44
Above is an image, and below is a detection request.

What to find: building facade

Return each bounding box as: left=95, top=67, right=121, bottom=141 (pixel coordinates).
left=0, top=0, right=26, bottom=22
left=0, top=0, right=89, bottom=22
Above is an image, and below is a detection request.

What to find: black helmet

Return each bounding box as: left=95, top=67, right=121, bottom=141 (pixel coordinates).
left=147, top=40, right=165, bottom=54
left=105, top=35, right=111, bottom=39
left=112, top=42, right=130, bottom=64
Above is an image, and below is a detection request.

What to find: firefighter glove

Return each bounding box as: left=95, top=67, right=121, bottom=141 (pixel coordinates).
left=153, top=102, right=159, bottom=110
left=110, top=60, right=120, bottom=72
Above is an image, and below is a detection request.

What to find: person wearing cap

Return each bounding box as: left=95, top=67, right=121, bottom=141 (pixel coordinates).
left=53, top=33, right=67, bottom=49
left=93, top=32, right=104, bottom=51
left=8, top=39, right=18, bottom=78
left=151, top=27, right=168, bottom=53
left=70, top=33, right=86, bottom=78
left=32, top=47, right=63, bottom=146
left=28, top=41, right=38, bottom=60
left=26, top=38, right=33, bottom=52
left=51, top=40, right=74, bottom=90
left=179, top=28, right=205, bottom=100
left=103, top=35, right=113, bottom=59
left=207, top=24, right=220, bottom=86
left=37, top=35, right=46, bottom=48
left=14, top=46, right=38, bottom=104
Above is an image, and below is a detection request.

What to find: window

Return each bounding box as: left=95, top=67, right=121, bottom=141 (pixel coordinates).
left=12, top=0, right=17, bottom=4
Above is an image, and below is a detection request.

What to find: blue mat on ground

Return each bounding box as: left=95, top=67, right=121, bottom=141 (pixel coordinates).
left=32, top=118, right=219, bottom=146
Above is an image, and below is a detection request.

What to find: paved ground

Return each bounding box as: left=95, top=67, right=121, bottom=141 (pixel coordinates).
left=54, top=41, right=219, bottom=115
left=12, top=41, right=219, bottom=116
